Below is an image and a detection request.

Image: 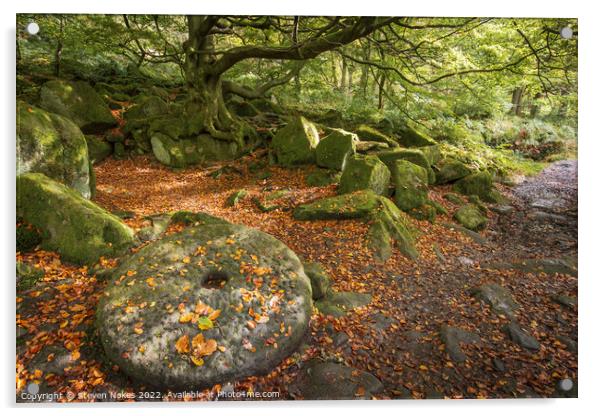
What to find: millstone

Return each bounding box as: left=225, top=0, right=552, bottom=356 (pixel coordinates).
left=96, top=223, right=312, bottom=390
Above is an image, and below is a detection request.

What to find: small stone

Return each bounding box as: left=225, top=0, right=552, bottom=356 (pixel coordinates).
left=504, top=321, right=540, bottom=350
left=440, top=325, right=481, bottom=362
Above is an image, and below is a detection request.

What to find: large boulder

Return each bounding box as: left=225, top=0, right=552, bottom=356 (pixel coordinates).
left=339, top=155, right=390, bottom=195
left=151, top=133, right=240, bottom=168
left=396, top=124, right=437, bottom=147
left=391, top=160, right=429, bottom=211
left=453, top=204, right=487, bottom=231
left=271, top=116, right=320, bottom=166
left=435, top=158, right=472, bottom=184
left=293, top=190, right=381, bottom=220
left=123, top=96, right=170, bottom=152
left=355, top=125, right=399, bottom=148
left=367, top=197, right=418, bottom=261
left=124, top=95, right=169, bottom=124
left=377, top=149, right=436, bottom=184
left=453, top=171, right=501, bottom=202
left=17, top=101, right=92, bottom=198
left=315, top=129, right=357, bottom=171
left=39, top=80, right=117, bottom=134
left=16, top=173, right=136, bottom=265
left=96, top=223, right=312, bottom=390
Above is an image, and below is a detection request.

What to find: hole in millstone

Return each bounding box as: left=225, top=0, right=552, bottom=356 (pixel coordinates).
left=201, top=270, right=229, bottom=289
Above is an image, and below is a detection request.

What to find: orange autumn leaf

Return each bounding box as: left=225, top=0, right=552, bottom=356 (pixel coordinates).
left=179, top=312, right=194, bottom=323
left=191, top=333, right=205, bottom=348
left=146, top=277, right=156, bottom=287
left=191, top=356, right=204, bottom=366
left=208, top=309, right=221, bottom=321
left=175, top=334, right=190, bottom=354
left=194, top=338, right=217, bottom=357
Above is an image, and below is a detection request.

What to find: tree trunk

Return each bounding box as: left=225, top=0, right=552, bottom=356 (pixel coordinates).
left=510, top=86, right=526, bottom=116
left=183, top=17, right=250, bottom=146
left=54, top=16, right=64, bottom=77
left=377, top=73, right=386, bottom=110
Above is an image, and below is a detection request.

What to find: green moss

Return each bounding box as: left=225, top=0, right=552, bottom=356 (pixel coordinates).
left=85, top=135, right=113, bottom=164
left=305, top=169, right=341, bottom=187
left=271, top=116, right=320, bottom=166
left=293, top=190, right=381, bottom=220
left=391, top=160, right=429, bottom=211
left=435, top=158, right=472, bottom=184
left=227, top=189, right=248, bottom=207
left=315, top=129, right=357, bottom=171
left=339, top=155, right=391, bottom=195
left=355, top=125, right=399, bottom=148
left=426, top=199, right=448, bottom=215
left=17, top=101, right=91, bottom=198
left=417, top=145, right=442, bottom=165
left=396, top=124, right=437, bottom=147
left=444, top=193, right=466, bottom=205
left=170, top=211, right=228, bottom=226
left=453, top=204, right=488, bottom=231
left=303, top=262, right=332, bottom=300
left=17, top=261, right=44, bottom=291
left=408, top=205, right=437, bottom=223
left=16, top=173, right=136, bottom=265
left=368, top=197, right=418, bottom=261
left=377, top=149, right=436, bottom=184
left=39, top=80, right=117, bottom=134
left=453, top=171, right=501, bottom=203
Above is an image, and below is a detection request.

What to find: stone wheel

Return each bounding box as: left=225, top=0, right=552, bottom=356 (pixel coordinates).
left=96, top=223, right=312, bottom=390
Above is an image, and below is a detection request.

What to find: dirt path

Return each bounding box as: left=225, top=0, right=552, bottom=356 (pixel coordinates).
left=16, top=156, right=578, bottom=401
left=487, top=160, right=578, bottom=262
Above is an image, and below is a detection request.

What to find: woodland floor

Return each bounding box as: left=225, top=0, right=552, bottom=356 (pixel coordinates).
left=16, top=155, right=578, bottom=401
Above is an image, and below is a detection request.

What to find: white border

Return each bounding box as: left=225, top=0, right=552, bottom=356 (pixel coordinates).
left=2, top=1, right=599, bottom=415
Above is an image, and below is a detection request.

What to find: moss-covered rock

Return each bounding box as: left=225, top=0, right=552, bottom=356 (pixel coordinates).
left=435, top=158, right=472, bottom=184
left=355, top=125, right=399, bottom=148
left=305, top=169, right=341, bottom=187
left=226, top=189, right=248, bottom=207
left=17, top=101, right=92, bottom=198
left=151, top=133, right=241, bottom=168
left=377, top=149, right=436, bottom=184
left=407, top=204, right=437, bottom=223
left=391, top=160, right=429, bottom=211
left=16, top=173, right=136, bottom=265
left=417, top=145, right=442, bottom=165
left=303, top=261, right=332, bottom=300
left=96, top=223, right=312, bottom=390
left=271, top=116, right=320, bottom=166
left=339, top=155, right=390, bottom=195
left=355, top=141, right=390, bottom=153
left=39, top=80, right=117, bottom=134
left=170, top=211, right=228, bottom=226
left=443, top=192, right=466, bottom=205
left=17, top=261, right=44, bottom=291
left=453, top=204, right=488, bottom=231
left=453, top=171, right=501, bottom=202
left=293, top=190, right=381, bottom=220
left=368, top=197, right=418, bottom=261
left=396, top=124, right=437, bottom=147
left=124, top=96, right=169, bottom=124
left=85, top=135, right=113, bottom=164
left=315, top=129, right=357, bottom=170
left=315, top=291, right=372, bottom=317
